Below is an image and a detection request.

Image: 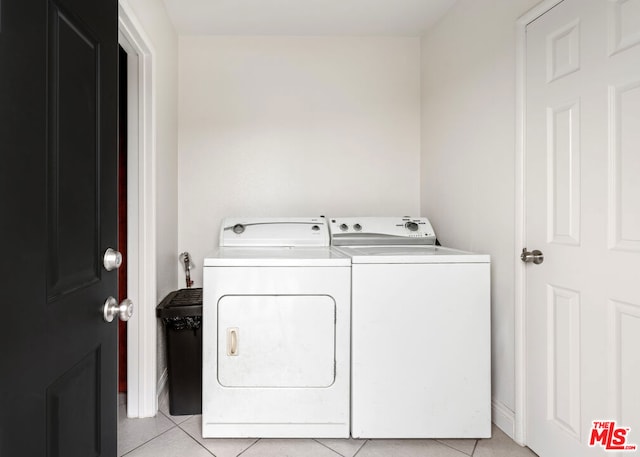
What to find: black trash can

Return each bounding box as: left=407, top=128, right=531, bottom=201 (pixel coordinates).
left=156, top=288, right=202, bottom=415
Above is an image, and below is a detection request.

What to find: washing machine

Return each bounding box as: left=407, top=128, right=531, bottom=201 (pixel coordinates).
left=202, top=217, right=351, bottom=438
left=329, top=216, right=491, bottom=439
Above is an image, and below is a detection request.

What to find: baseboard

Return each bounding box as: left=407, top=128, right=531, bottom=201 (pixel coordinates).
left=492, top=399, right=516, bottom=440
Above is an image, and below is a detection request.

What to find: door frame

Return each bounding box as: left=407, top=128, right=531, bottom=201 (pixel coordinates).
left=514, top=0, right=566, bottom=447
left=118, top=0, right=159, bottom=418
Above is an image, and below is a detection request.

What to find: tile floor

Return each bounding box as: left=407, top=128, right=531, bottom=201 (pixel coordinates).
left=118, top=394, right=539, bottom=457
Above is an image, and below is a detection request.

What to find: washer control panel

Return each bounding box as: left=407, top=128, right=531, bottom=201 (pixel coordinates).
left=329, top=217, right=436, bottom=246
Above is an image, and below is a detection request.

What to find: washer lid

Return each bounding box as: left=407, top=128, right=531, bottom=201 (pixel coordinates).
left=220, top=217, right=329, bottom=247
left=335, top=245, right=490, bottom=264
left=204, top=247, right=351, bottom=267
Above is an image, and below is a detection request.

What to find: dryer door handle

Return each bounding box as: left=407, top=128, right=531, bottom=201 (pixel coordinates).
left=227, top=327, right=239, bottom=356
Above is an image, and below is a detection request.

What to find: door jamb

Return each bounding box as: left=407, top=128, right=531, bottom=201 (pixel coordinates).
left=118, top=0, right=158, bottom=418
left=515, top=0, right=566, bottom=446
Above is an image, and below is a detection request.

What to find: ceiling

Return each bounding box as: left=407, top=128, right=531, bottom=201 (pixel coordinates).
left=162, top=0, right=457, bottom=36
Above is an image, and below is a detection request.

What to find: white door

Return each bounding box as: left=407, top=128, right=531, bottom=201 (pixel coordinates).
left=525, top=0, right=640, bottom=456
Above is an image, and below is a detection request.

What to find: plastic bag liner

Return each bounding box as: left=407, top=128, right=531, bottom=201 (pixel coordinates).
left=156, top=288, right=202, bottom=332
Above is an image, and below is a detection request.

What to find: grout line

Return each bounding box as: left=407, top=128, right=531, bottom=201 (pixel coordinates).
left=174, top=416, right=260, bottom=457
left=236, top=438, right=261, bottom=457
left=175, top=416, right=191, bottom=433
left=352, top=439, right=369, bottom=457
left=172, top=414, right=197, bottom=428
left=180, top=424, right=218, bottom=457
left=312, top=439, right=348, bottom=457
left=158, top=407, right=193, bottom=426
left=436, top=439, right=477, bottom=456
left=236, top=438, right=260, bottom=456
left=350, top=439, right=367, bottom=456
left=120, top=423, right=178, bottom=456
left=471, top=439, right=479, bottom=456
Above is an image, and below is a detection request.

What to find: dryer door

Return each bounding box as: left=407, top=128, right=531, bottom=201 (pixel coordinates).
left=217, top=295, right=336, bottom=387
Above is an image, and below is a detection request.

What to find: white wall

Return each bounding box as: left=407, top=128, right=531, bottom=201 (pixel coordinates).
left=125, top=0, right=178, bottom=383
left=420, top=0, right=540, bottom=437
left=178, top=36, right=421, bottom=285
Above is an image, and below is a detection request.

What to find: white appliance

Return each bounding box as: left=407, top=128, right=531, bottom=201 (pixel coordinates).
left=330, top=216, right=491, bottom=439
left=202, top=217, right=351, bottom=438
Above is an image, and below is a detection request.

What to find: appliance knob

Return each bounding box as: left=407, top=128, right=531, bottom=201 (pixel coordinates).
left=353, top=223, right=362, bottom=231
left=233, top=224, right=245, bottom=234
left=311, top=225, right=320, bottom=231
left=405, top=221, right=419, bottom=232
left=339, top=223, right=349, bottom=231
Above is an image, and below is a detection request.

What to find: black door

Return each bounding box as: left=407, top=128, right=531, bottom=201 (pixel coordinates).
left=0, top=0, right=118, bottom=456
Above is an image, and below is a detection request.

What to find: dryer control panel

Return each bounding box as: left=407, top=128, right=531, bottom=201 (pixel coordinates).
left=329, top=217, right=436, bottom=246
left=220, top=217, right=329, bottom=247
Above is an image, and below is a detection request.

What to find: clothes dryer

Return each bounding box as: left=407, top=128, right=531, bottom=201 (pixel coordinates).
left=202, top=217, right=350, bottom=438
left=330, top=217, right=491, bottom=439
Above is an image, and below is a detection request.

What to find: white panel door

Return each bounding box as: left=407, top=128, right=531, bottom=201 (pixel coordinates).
left=217, top=295, right=336, bottom=387
left=525, top=1, right=640, bottom=456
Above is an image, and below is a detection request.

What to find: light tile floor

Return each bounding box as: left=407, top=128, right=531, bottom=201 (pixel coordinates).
left=118, top=394, right=539, bottom=457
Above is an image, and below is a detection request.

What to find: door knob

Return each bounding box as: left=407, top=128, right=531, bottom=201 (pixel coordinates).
left=103, top=296, right=134, bottom=323
left=103, top=248, right=123, bottom=271
left=521, top=248, right=544, bottom=264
